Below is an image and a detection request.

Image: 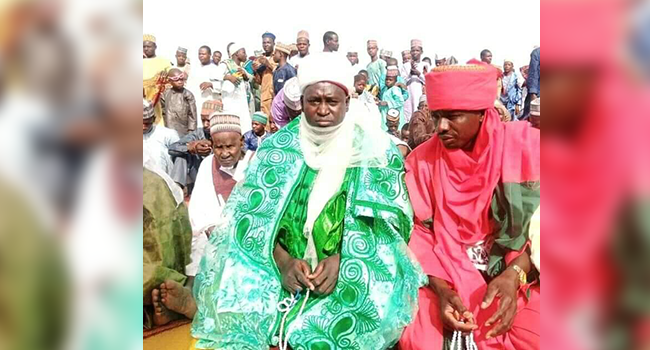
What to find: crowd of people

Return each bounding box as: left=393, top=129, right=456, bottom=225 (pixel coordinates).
left=143, top=29, right=540, bottom=350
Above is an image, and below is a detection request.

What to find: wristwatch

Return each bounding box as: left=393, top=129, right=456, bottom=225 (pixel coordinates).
left=511, top=264, right=527, bottom=286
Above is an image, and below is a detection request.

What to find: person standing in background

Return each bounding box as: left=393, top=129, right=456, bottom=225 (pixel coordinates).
left=289, top=30, right=310, bottom=69
left=500, top=59, right=523, bottom=119
left=272, top=43, right=297, bottom=94
left=143, top=34, right=171, bottom=123
left=322, top=31, right=339, bottom=52
left=405, top=39, right=429, bottom=122
left=524, top=47, right=540, bottom=117
left=253, top=32, right=277, bottom=118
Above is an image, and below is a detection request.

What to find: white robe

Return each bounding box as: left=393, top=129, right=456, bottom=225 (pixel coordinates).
left=217, top=64, right=253, bottom=134
left=186, top=151, right=252, bottom=276
left=405, top=60, right=430, bottom=122
left=188, top=63, right=222, bottom=128
left=142, top=125, right=179, bottom=176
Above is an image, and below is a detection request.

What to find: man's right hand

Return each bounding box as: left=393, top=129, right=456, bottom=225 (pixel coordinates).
left=431, top=277, right=478, bottom=332
left=279, top=258, right=314, bottom=294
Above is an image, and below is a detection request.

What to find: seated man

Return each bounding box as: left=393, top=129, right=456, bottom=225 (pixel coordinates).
left=143, top=167, right=191, bottom=328
left=155, top=53, right=426, bottom=350
left=185, top=111, right=252, bottom=282
left=399, top=61, right=540, bottom=349
left=169, top=100, right=222, bottom=192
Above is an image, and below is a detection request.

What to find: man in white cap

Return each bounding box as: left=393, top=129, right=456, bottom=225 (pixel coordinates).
left=405, top=39, right=430, bottom=122
left=271, top=76, right=302, bottom=128
left=157, top=52, right=426, bottom=350
left=174, top=46, right=191, bottom=81
left=366, top=39, right=386, bottom=88
left=218, top=42, right=254, bottom=133
left=289, top=30, right=311, bottom=69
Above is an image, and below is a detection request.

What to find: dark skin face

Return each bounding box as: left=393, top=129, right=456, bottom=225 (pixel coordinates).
left=235, top=48, right=247, bottom=63
left=503, top=61, right=514, bottom=74
left=411, top=46, right=422, bottom=61
left=143, top=41, right=156, bottom=58
left=385, top=75, right=397, bottom=88
left=435, top=59, right=446, bottom=67
left=287, top=106, right=302, bottom=119
left=211, top=132, right=243, bottom=168
left=273, top=50, right=284, bottom=64
left=354, top=79, right=366, bottom=94
left=418, top=101, right=428, bottom=111
left=296, top=38, right=309, bottom=55
left=433, top=110, right=483, bottom=151
left=269, top=120, right=279, bottom=133
left=168, top=71, right=184, bottom=90
left=176, top=52, right=187, bottom=66
left=401, top=129, right=410, bottom=143
left=251, top=120, right=265, bottom=136
left=347, top=53, right=358, bottom=65
left=143, top=117, right=155, bottom=134
left=386, top=119, right=399, bottom=133
left=325, top=34, right=339, bottom=52
left=262, top=37, right=275, bottom=55
left=198, top=48, right=211, bottom=65
left=201, top=114, right=210, bottom=131
left=302, top=82, right=349, bottom=127
left=359, top=71, right=369, bottom=80
left=212, top=52, right=221, bottom=65
left=481, top=51, right=493, bottom=64
left=367, top=45, right=378, bottom=59
left=402, top=52, right=411, bottom=63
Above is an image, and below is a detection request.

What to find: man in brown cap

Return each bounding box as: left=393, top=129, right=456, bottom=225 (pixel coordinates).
left=272, top=42, right=297, bottom=94
left=289, top=30, right=310, bottom=69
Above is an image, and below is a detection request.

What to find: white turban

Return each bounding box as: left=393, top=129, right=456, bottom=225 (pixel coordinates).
left=283, top=77, right=302, bottom=111
left=297, top=52, right=353, bottom=96
left=229, top=42, right=245, bottom=56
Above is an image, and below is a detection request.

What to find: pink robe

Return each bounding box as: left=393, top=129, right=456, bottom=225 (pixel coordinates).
left=399, top=110, right=540, bottom=349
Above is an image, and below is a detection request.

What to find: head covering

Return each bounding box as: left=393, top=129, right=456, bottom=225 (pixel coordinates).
left=275, top=43, right=291, bottom=55
left=387, top=108, right=400, bottom=121
left=143, top=34, right=156, bottom=43
left=201, top=100, right=223, bottom=116
left=410, top=39, right=423, bottom=48
left=380, top=49, right=391, bottom=57
left=297, top=53, right=352, bottom=95
left=386, top=67, right=399, bottom=78
left=367, top=40, right=378, bottom=47
left=530, top=98, right=540, bottom=116
left=290, top=44, right=298, bottom=52
left=176, top=46, right=188, bottom=54
left=262, top=32, right=276, bottom=40
left=209, top=112, right=242, bottom=135
left=143, top=99, right=154, bottom=119
left=402, top=50, right=411, bottom=55
left=228, top=42, right=244, bottom=56
left=419, top=95, right=427, bottom=104
left=347, top=47, right=358, bottom=54
left=297, top=30, right=310, bottom=40
left=283, top=77, right=302, bottom=110
left=503, top=58, right=514, bottom=64
left=252, top=112, right=269, bottom=125
left=425, top=60, right=498, bottom=111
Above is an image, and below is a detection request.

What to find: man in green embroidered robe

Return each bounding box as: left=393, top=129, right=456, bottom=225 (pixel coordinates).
left=158, top=52, right=425, bottom=349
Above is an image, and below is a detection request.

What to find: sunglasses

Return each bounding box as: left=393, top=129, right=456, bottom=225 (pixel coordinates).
left=168, top=73, right=185, bottom=81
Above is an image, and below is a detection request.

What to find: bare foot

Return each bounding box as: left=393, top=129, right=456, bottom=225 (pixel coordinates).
left=152, top=288, right=179, bottom=326
left=160, top=280, right=197, bottom=319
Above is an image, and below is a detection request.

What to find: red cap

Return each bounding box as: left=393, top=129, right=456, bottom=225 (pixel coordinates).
left=425, top=59, right=498, bottom=111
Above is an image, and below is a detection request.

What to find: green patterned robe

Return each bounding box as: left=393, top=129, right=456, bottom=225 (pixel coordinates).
left=191, top=117, right=426, bottom=349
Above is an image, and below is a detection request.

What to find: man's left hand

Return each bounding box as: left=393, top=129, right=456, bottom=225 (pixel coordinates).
left=308, top=254, right=340, bottom=296
left=481, top=269, right=519, bottom=339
